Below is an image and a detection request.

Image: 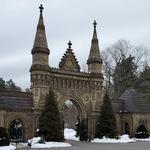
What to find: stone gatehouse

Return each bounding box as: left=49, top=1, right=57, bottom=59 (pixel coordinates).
left=0, top=5, right=150, bottom=141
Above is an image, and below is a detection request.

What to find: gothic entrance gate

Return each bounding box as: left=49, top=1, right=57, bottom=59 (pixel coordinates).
left=32, top=67, right=103, bottom=140
left=31, top=5, right=103, bottom=140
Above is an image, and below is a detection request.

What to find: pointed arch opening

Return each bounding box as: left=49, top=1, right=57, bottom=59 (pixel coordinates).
left=61, top=100, right=78, bottom=130
left=58, top=96, right=87, bottom=119
left=58, top=96, right=88, bottom=141
left=8, top=119, right=24, bottom=142
left=135, top=124, right=149, bottom=138
left=124, top=122, right=130, bottom=135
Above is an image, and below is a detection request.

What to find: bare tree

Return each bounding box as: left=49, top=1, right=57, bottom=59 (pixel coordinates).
left=101, top=39, right=150, bottom=96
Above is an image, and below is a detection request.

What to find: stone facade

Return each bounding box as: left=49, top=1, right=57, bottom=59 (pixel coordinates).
left=30, top=6, right=103, bottom=139
left=114, top=89, right=150, bottom=137
left=0, top=5, right=150, bottom=141
left=0, top=91, right=33, bottom=141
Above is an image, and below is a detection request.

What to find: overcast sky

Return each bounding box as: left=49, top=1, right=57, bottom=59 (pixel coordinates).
left=0, top=0, right=150, bottom=90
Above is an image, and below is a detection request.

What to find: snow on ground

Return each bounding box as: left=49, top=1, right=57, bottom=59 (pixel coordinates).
left=92, top=134, right=136, bottom=143
left=134, top=137, right=150, bottom=142
left=28, top=137, right=71, bottom=148
left=25, top=128, right=78, bottom=148
left=31, top=142, right=71, bottom=148
left=0, top=145, right=15, bottom=150
left=64, top=128, right=79, bottom=141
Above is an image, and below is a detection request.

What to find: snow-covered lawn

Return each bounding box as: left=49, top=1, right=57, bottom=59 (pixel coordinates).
left=92, top=134, right=136, bottom=143
left=28, top=137, right=71, bottom=148
left=0, top=145, right=15, bottom=150
left=25, top=128, right=78, bottom=148
left=64, top=128, right=79, bottom=141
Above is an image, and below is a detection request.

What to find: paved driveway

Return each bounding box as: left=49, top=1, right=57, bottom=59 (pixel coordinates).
left=20, top=140, right=150, bottom=150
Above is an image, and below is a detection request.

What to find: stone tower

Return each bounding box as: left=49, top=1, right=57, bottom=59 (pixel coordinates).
left=87, top=20, right=102, bottom=73
left=30, top=5, right=50, bottom=108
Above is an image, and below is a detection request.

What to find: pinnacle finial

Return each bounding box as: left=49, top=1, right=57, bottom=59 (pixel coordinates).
left=93, top=20, right=97, bottom=28
left=68, top=41, right=72, bottom=49
left=39, top=4, right=44, bottom=13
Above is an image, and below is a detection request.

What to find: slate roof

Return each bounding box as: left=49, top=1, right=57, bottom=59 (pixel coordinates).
left=0, top=91, right=33, bottom=110
left=112, top=102, right=121, bottom=112
left=112, top=89, right=150, bottom=113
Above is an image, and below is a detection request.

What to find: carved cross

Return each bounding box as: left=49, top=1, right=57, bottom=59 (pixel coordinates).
left=39, top=4, right=44, bottom=13
left=93, top=20, right=97, bottom=28
left=68, top=41, right=72, bottom=49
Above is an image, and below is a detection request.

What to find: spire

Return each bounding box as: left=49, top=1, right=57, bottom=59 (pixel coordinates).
left=87, top=20, right=102, bottom=65
left=93, top=20, right=98, bottom=39
left=32, top=4, right=50, bottom=54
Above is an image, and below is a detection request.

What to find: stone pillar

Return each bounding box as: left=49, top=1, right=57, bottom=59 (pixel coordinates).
left=0, top=110, right=6, bottom=127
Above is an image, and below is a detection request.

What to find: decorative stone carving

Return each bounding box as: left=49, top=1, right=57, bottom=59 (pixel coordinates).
left=55, top=92, right=60, bottom=101
left=59, top=42, right=80, bottom=72
left=82, top=94, right=90, bottom=103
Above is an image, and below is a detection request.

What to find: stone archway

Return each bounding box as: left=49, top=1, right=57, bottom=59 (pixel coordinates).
left=58, top=96, right=87, bottom=119
left=8, top=119, right=24, bottom=142
left=135, top=124, right=149, bottom=138
left=7, top=116, right=27, bottom=142
left=58, top=96, right=88, bottom=141
left=60, top=100, right=78, bottom=129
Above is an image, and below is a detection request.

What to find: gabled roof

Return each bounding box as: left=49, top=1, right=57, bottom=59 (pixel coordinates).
left=112, top=89, right=150, bottom=113
left=59, top=41, right=80, bottom=72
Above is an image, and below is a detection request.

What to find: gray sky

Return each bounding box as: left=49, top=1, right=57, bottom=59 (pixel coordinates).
left=0, top=0, right=150, bottom=90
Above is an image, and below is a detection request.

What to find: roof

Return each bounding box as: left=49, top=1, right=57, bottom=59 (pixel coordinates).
left=112, top=89, right=150, bottom=113
left=112, top=102, right=121, bottom=112
left=0, top=91, right=33, bottom=110
left=59, top=46, right=80, bottom=72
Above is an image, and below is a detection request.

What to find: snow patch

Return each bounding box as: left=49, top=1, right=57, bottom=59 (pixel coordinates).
left=92, top=134, right=135, bottom=143
left=134, top=137, right=150, bottom=142
left=31, top=142, right=71, bottom=148
left=0, top=145, right=16, bottom=150
left=64, top=128, right=79, bottom=141
left=28, top=137, right=71, bottom=148
left=28, top=137, right=41, bottom=145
